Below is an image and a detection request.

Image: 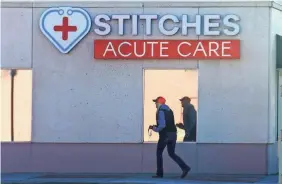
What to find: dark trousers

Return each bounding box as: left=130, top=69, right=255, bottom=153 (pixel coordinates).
left=183, top=126, right=197, bottom=142
left=156, top=133, right=189, bottom=176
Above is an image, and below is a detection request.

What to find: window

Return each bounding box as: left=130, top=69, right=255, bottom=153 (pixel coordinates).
left=143, top=69, right=198, bottom=142
left=1, top=69, right=32, bottom=142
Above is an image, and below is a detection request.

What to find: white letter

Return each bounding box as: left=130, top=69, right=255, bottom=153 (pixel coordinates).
left=147, top=41, right=158, bottom=56
left=112, top=15, right=131, bottom=35
left=182, top=15, right=201, bottom=36
left=103, top=42, right=117, bottom=57
left=132, top=15, right=138, bottom=35
left=193, top=42, right=207, bottom=57
left=222, top=41, right=231, bottom=57
left=209, top=42, right=220, bottom=56
left=94, top=14, right=111, bottom=36
left=177, top=42, right=192, bottom=57
left=134, top=42, right=146, bottom=57
left=140, top=15, right=158, bottom=35
left=118, top=42, right=132, bottom=57
left=159, top=15, right=180, bottom=36
left=223, top=15, right=240, bottom=36
left=204, top=15, right=220, bottom=36
left=160, top=42, right=169, bottom=57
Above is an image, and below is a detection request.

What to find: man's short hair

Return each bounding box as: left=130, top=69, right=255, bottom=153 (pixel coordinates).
left=179, top=96, right=191, bottom=102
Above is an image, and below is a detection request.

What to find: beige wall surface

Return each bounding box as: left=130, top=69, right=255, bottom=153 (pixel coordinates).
left=0, top=70, right=32, bottom=142
left=1, top=70, right=12, bottom=141
left=14, top=70, right=32, bottom=141
left=143, top=69, right=198, bottom=142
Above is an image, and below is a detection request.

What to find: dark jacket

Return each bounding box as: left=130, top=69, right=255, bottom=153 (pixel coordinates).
left=154, top=104, right=177, bottom=136
left=183, top=103, right=197, bottom=134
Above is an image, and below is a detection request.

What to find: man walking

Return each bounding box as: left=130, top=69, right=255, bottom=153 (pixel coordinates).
left=176, top=96, right=197, bottom=142
left=149, top=96, right=191, bottom=178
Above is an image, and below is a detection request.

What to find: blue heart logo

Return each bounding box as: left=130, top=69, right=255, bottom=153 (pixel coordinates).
left=39, top=7, right=92, bottom=54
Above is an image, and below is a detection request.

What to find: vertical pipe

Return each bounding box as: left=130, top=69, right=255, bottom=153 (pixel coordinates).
left=10, top=69, right=16, bottom=142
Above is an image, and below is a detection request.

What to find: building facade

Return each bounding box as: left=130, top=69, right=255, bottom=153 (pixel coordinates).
left=1, top=1, right=282, bottom=175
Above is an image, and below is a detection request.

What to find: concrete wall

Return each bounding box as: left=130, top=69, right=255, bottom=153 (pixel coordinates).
left=0, top=3, right=273, bottom=143
left=1, top=142, right=268, bottom=174
left=267, top=4, right=282, bottom=174
left=1, top=8, right=32, bottom=68
left=1, top=7, right=33, bottom=142
left=31, top=6, right=199, bottom=143
left=198, top=7, right=270, bottom=143
left=1, top=1, right=280, bottom=175
left=270, top=5, right=282, bottom=142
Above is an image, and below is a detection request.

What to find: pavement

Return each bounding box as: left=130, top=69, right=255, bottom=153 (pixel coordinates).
left=0, top=173, right=279, bottom=184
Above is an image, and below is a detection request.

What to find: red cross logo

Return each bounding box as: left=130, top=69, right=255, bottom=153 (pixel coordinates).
left=54, top=17, right=77, bottom=41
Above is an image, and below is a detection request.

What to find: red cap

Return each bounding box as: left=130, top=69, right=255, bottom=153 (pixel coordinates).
left=152, top=96, right=166, bottom=104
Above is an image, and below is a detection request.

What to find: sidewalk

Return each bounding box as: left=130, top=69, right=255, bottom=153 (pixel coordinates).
left=1, top=173, right=279, bottom=184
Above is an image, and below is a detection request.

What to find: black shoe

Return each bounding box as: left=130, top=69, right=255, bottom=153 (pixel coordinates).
left=152, top=175, right=163, bottom=178
left=181, top=167, right=191, bottom=179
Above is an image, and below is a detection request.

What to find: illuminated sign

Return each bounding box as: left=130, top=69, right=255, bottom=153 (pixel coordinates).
left=40, top=7, right=241, bottom=59
left=93, top=14, right=240, bottom=36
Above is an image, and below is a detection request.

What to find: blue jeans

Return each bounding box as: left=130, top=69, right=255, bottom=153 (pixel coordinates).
left=156, top=132, right=189, bottom=176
